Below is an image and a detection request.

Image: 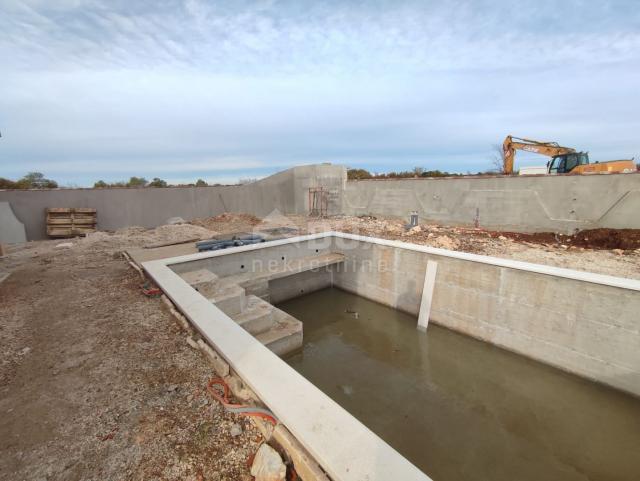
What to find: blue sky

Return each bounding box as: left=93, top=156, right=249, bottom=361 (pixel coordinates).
left=1, top=0, right=639, bottom=186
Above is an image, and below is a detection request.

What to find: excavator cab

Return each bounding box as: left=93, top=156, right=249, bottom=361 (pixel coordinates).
left=547, top=152, right=590, bottom=174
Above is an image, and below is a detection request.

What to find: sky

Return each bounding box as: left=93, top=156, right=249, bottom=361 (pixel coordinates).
left=1, top=0, right=639, bottom=186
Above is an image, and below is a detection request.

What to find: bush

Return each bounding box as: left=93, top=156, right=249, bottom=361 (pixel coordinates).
left=148, top=177, right=167, bottom=187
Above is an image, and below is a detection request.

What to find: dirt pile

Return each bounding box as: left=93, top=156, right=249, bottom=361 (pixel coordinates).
left=190, top=213, right=262, bottom=233
left=496, top=228, right=640, bottom=251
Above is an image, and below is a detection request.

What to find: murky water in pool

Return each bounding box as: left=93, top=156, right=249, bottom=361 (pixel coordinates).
left=278, top=287, right=640, bottom=481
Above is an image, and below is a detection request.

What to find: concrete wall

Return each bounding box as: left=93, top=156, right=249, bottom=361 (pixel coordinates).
left=0, top=164, right=346, bottom=240
left=330, top=237, right=640, bottom=397
left=344, top=173, right=640, bottom=233
left=0, top=201, right=26, bottom=243
left=166, top=233, right=640, bottom=397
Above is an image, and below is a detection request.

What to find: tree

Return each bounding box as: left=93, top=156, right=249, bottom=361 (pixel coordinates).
left=0, top=178, right=16, bottom=189
left=148, top=177, right=167, bottom=187
left=127, top=176, right=148, bottom=187
left=195, top=179, right=208, bottom=187
left=413, top=167, right=424, bottom=177
left=19, top=172, right=58, bottom=189
left=94, top=180, right=108, bottom=188
left=489, top=144, right=506, bottom=174
left=347, top=168, right=372, bottom=180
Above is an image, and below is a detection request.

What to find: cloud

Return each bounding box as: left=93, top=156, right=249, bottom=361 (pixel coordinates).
left=0, top=0, right=639, bottom=185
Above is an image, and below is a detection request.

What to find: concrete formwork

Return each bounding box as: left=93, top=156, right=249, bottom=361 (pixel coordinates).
left=344, top=173, right=640, bottom=233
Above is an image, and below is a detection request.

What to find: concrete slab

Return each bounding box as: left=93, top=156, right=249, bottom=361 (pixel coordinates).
left=0, top=201, right=26, bottom=244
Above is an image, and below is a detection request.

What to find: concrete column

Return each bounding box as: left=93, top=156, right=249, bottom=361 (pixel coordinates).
left=417, top=260, right=438, bottom=332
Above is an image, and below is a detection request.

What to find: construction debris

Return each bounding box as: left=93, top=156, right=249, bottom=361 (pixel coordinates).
left=251, top=443, right=287, bottom=481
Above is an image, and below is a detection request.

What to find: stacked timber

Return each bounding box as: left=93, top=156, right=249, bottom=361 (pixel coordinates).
left=46, top=207, right=97, bottom=238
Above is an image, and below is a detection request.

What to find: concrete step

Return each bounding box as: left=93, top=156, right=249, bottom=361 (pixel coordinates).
left=255, top=309, right=303, bottom=357
left=207, top=281, right=247, bottom=316
left=178, top=269, right=219, bottom=298
left=234, top=295, right=276, bottom=335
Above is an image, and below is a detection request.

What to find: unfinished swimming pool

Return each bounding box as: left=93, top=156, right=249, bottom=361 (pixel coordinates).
left=279, top=287, right=640, bottom=481
left=143, top=232, right=640, bottom=481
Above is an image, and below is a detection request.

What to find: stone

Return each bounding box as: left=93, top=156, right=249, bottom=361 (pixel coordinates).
left=230, top=423, right=242, bottom=437
left=55, top=242, right=74, bottom=249
left=250, top=443, right=286, bottom=481
left=166, top=217, right=185, bottom=225
left=612, top=249, right=624, bottom=255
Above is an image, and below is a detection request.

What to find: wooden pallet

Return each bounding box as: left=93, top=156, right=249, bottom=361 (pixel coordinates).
left=46, top=208, right=97, bottom=238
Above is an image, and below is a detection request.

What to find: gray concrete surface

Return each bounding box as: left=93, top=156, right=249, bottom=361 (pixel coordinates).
left=0, top=164, right=345, bottom=240
left=329, top=235, right=640, bottom=397
left=344, top=173, right=640, bottom=233
left=3, top=163, right=640, bottom=240
left=164, top=232, right=640, bottom=397
left=0, top=201, right=27, bottom=244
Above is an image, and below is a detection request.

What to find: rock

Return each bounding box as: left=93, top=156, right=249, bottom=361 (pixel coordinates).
left=409, top=225, right=421, bottom=234
left=230, top=423, right=242, bottom=437
left=434, top=235, right=459, bottom=250
left=166, top=384, right=179, bottom=393
left=55, top=242, right=74, bottom=249
left=612, top=249, right=624, bottom=255
left=166, top=217, right=185, bottom=225
left=251, top=443, right=286, bottom=481
left=498, top=235, right=507, bottom=241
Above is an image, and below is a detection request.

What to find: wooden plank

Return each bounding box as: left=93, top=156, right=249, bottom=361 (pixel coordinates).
left=46, top=207, right=72, bottom=213
left=144, top=237, right=200, bottom=249
left=46, top=207, right=96, bottom=238
left=46, top=218, right=75, bottom=225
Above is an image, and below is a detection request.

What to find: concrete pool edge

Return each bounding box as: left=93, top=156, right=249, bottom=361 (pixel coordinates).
left=142, top=240, right=432, bottom=481
left=142, top=232, right=640, bottom=481
left=157, top=231, right=640, bottom=292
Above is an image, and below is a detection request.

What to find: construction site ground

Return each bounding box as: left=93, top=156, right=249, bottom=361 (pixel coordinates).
left=1, top=213, right=639, bottom=481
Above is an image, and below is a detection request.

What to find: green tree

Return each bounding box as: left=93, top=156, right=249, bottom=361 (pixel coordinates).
left=94, top=180, right=108, bottom=188
left=195, top=178, right=208, bottom=187
left=127, top=176, right=148, bottom=187
left=19, top=172, right=58, bottom=189
left=148, top=177, right=168, bottom=187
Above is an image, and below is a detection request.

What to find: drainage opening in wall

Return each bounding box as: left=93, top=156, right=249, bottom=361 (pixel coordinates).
left=146, top=232, right=640, bottom=481
left=278, top=286, right=640, bottom=481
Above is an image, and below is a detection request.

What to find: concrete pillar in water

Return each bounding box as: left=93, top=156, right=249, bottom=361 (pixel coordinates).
left=417, top=260, right=438, bottom=332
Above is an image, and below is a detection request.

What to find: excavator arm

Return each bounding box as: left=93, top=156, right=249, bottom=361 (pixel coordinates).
left=502, top=135, right=576, bottom=174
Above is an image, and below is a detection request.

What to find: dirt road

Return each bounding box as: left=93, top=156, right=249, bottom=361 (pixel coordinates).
left=0, top=224, right=261, bottom=481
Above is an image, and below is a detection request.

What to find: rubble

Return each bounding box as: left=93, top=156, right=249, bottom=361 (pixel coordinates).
left=251, top=443, right=287, bottom=481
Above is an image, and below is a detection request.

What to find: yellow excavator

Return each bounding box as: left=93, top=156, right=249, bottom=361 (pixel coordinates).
left=502, top=135, right=636, bottom=175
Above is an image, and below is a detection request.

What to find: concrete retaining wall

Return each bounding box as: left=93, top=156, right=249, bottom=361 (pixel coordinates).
left=0, top=164, right=346, bottom=241
left=344, top=173, right=640, bottom=233
left=330, top=236, right=640, bottom=397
